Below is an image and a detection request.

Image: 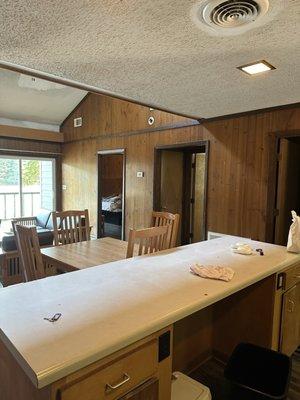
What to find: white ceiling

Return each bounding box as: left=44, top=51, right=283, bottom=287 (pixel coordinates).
left=0, top=0, right=299, bottom=119
left=0, top=69, right=87, bottom=127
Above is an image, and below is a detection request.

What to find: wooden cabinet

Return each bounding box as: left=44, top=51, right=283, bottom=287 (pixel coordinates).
left=59, top=340, right=157, bottom=400
left=284, top=262, right=300, bottom=291
left=281, top=282, right=300, bottom=356
left=52, top=327, right=172, bottom=400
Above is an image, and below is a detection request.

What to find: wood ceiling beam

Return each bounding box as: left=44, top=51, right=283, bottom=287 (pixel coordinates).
left=0, top=124, right=64, bottom=143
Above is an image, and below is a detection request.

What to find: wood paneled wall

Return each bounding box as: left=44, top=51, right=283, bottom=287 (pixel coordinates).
left=61, top=93, right=198, bottom=142
left=61, top=93, right=300, bottom=241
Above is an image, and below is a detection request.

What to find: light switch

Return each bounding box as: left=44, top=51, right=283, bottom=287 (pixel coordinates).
left=62, top=184, right=67, bottom=190
left=137, top=171, right=144, bottom=178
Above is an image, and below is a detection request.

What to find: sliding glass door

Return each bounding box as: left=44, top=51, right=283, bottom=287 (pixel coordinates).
left=0, top=156, right=56, bottom=223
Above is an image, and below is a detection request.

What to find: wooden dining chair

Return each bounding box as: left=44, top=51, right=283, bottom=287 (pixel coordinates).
left=151, top=211, right=180, bottom=249
left=52, top=209, right=91, bottom=246
left=126, top=225, right=169, bottom=258
left=11, top=216, right=37, bottom=233
left=14, top=225, right=45, bottom=282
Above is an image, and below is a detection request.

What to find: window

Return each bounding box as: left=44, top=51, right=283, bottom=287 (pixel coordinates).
left=0, top=156, right=56, bottom=223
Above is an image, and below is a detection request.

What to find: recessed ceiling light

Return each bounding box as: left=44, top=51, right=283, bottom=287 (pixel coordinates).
left=237, top=60, right=275, bottom=76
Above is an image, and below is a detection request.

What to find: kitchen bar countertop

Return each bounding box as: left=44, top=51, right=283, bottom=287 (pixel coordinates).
left=0, top=236, right=299, bottom=388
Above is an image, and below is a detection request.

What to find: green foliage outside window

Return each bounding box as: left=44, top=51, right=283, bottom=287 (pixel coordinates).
left=0, top=159, right=40, bottom=186
left=0, top=159, right=19, bottom=185
left=22, top=160, right=40, bottom=186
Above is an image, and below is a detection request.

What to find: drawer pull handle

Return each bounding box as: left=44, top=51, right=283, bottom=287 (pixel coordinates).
left=105, top=373, right=130, bottom=392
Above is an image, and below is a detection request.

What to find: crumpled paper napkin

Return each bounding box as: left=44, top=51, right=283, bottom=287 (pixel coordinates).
left=190, top=264, right=235, bottom=282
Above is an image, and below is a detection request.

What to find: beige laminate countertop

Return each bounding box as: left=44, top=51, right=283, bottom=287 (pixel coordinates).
left=0, top=236, right=299, bottom=388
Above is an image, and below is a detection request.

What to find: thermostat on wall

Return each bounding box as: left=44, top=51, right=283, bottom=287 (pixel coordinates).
left=137, top=171, right=145, bottom=178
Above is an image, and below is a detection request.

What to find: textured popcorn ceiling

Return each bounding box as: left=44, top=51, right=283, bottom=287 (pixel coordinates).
left=0, top=0, right=299, bottom=119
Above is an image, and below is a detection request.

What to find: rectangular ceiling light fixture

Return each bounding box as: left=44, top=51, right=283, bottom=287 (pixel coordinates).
left=237, top=60, right=276, bottom=76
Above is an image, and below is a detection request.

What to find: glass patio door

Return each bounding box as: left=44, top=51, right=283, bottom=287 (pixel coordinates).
left=0, top=157, right=21, bottom=220
left=0, top=156, right=56, bottom=224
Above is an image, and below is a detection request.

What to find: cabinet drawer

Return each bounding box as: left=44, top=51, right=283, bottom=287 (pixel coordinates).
left=284, top=263, right=300, bottom=290
left=59, top=340, right=158, bottom=400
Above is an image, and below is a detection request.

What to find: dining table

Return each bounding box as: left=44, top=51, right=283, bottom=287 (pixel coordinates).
left=41, top=237, right=131, bottom=272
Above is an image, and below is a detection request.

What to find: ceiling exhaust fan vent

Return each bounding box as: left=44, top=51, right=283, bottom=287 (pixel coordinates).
left=192, top=0, right=270, bottom=36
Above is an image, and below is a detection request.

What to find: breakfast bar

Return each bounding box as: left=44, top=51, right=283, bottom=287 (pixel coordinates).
left=0, top=236, right=300, bottom=399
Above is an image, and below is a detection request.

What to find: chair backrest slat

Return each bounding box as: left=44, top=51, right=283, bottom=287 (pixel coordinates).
left=126, top=225, right=169, bottom=258
left=52, top=210, right=90, bottom=246
left=15, top=225, right=45, bottom=282
left=12, top=217, right=37, bottom=235
left=151, top=211, right=180, bottom=249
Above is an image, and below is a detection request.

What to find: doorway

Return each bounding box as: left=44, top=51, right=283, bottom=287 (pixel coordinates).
left=153, top=142, right=209, bottom=245
left=97, top=150, right=125, bottom=240
left=274, top=137, right=300, bottom=245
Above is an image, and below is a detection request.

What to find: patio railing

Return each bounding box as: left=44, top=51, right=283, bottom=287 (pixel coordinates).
left=0, top=191, right=40, bottom=220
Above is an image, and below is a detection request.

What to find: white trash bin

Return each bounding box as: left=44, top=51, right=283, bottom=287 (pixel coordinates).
left=171, top=371, right=212, bottom=400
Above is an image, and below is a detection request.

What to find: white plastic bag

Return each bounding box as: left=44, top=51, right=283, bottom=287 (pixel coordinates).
left=287, top=211, right=300, bottom=253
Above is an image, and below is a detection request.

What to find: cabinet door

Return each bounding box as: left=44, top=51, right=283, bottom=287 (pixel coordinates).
left=281, top=283, right=300, bottom=355
left=118, top=378, right=158, bottom=400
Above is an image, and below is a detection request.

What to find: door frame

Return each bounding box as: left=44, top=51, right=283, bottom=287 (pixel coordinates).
left=97, top=149, right=126, bottom=240
left=153, top=140, right=209, bottom=242
left=265, top=130, right=300, bottom=243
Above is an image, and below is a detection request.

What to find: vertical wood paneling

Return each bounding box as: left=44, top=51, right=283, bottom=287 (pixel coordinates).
left=62, top=93, right=196, bottom=143
left=61, top=94, right=300, bottom=241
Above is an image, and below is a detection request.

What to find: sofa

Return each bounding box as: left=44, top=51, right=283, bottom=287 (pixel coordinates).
left=1, top=211, right=54, bottom=252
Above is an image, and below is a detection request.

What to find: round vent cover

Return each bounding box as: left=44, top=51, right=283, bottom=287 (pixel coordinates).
left=191, top=0, right=270, bottom=36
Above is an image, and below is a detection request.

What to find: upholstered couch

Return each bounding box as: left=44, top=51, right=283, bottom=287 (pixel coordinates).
left=1, top=211, right=54, bottom=252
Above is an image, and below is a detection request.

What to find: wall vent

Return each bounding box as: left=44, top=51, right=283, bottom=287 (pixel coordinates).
left=73, top=117, right=83, bottom=128
left=192, top=0, right=270, bottom=36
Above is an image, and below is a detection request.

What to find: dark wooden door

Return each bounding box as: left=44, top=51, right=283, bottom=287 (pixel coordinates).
left=118, top=378, right=159, bottom=400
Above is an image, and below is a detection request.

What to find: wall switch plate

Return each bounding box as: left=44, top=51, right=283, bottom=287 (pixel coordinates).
left=74, top=117, right=83, bottom=127
left=137, top=171, right=144, bottom=178
left=62, top=184, right=67, bottom=190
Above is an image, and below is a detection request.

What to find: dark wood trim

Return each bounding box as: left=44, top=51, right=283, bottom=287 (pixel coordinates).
left=63, top=120, right=200, bottom=145
left=97, top=154, right=102, bottom=238
left=60, top=93, right=91, bottom=128
left=153, top=140, right=209, bottom=244
left=0, top=148, right=61, bottom=157
left=0, top=124, right=63, bottom=143
left=154, top=141, right=207, bottom=152
left=265, top=129, right=300, bottom=243
left=201, top=102, right=300, bottom=124
left=0, top=136, right=62, bottom=153
left=0, top=62, right=202, bottom=121
left=202, top=140, right=210, bottom=241
left=153, top=150, right=162, bottom=212
left=55, top=155, right=63, bottom=211
left=181, top=152, right=192, bottom=244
